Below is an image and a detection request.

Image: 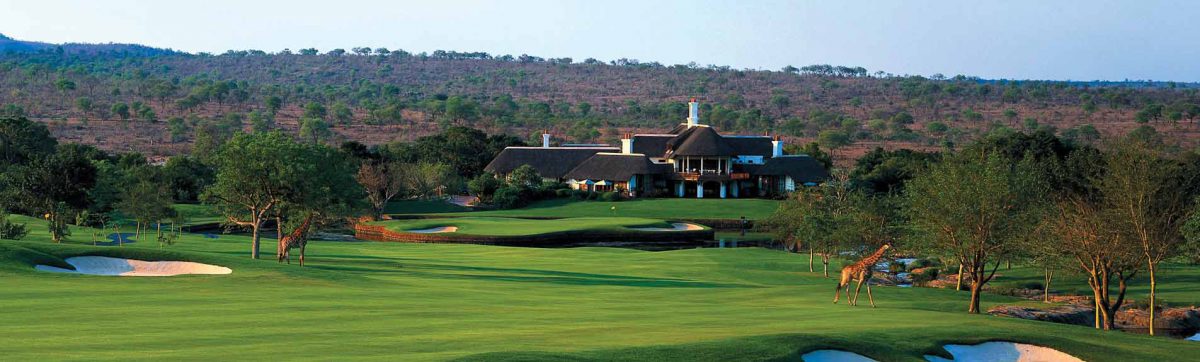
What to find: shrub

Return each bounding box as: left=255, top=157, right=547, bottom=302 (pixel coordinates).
left=1018, top=281, right=1044, bottom=290
left=906, top=258, right=939, bottom=271
left=0, top=213, right=28, bottom=240
left=598, top=191, right=622, bottom=202
left=910, top=268, right=939, bottom=286
left=491, top=186, right=526, bottom=209
left=887, top=260, right=906, bottom=273
left=554, top=189, right=571, bottom=198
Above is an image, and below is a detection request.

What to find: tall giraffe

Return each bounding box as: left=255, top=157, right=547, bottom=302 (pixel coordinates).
left=277, top=213, right=316, bottom=266
left=833, top=243, right=892, bottom=307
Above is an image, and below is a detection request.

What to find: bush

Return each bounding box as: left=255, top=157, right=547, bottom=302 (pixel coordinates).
left=906, top=258, right=939, bottom=271
left=910, top=268, right=939, bottom=285
left=887, top=260, right=906, bottom=273
left=598, top=191, right=622, bottom=202
left=1017, top=281, right=1044, bottom=290
left=554, top=189, right=571, bottom=198
left=491, top=186, right=526, bottom=209
left=0, top=213, right=28, bottom=240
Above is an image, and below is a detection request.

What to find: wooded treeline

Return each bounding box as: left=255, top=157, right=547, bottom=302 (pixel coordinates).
left=3, top=45, right=1200, bottom=155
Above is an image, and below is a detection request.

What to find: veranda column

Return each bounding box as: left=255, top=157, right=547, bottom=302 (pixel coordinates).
left=676, top=182, right=685, bottom=197
left=697, top=182, right=704, bottom=199
left=731, top=181, right=739, bottom=198
left=719, top=182, right=727, bottom=198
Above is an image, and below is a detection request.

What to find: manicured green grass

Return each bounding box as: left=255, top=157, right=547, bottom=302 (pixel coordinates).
left=413, top=198, right=781, bottom=220
left=1, top=216, right=1197, bottom=361
left=172, top=203, right=224, bottom=226
left=373, top=217, right=696, bottom=236
left=991, top=262, right=1200, bottom=306
left=384, top=199, right=473, bottom=214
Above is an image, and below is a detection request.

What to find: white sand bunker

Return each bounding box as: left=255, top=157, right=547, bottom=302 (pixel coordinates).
left=35, top=256, right=232, bottom=277
left=802, top=349, right=878, bottom=362
left=407, top=226, right=458, bottom=233
left=630, top=222, right=705, bottom=231
left=924, top=342, right=1083, bottom=362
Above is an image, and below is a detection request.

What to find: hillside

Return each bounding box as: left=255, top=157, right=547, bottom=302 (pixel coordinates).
left=2, top=36, right=1199, bottom=164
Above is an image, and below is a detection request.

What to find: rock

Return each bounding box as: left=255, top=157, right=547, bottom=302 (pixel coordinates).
left=988, top=304, right=1095, bottom=326
left=1117, top=307, right=1200, bottom=332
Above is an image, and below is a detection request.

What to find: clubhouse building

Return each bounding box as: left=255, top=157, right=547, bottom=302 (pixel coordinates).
left=484, top=99, right=830, bottom=198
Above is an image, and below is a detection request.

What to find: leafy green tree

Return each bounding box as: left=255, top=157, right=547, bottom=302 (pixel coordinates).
left=331, top=102, right=353, bottom=124
left=850, top=148, right=940, bottom=194
left=303, top=102, right=327, bottom=119
left=75, top=97, right=93, bottom=117
left=506, top=164, right=542, bottom=190
left=468, top=172, right=502, bottom=202
left=299, top=117, right=332, bottom=144
left=0, top=116, right=57, bottom=165
left=2, top=145, right=99, bottom=242
left=817, top=129, right=852, bottom=149
left=1098, top=139, right=1191, bottom=335
left=403, top=162, right=457, bottom=199
left=117, top=174, right=176, bottom=243
left=907, top=153, right=1046, bottom=313
left=110, top=103, right=130, bottom=120
left=202, top=132, right=307, bottom=259
left=0, top=211, right=28, bottom=240
left=264, top=96, right=283, bottom=115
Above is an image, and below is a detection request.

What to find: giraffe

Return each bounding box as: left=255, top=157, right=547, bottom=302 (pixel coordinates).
left=277, top=213, right=316, bottom=266
left=833, top=242, right=892, bottom=307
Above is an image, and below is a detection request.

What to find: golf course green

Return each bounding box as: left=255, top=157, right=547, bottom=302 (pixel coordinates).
left=372, top=217, right=704, bottom=236
left=2, top=215, right=1198, bottom=361
left=386, top=198, right=782, bottom=220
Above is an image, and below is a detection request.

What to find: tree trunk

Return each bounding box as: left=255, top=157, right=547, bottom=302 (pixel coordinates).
left=251, top=221, right=261, bottom=259
left=1148, top=263, right=1157, bottom=336
left=808, top=246, right=814, bottom=272
left=956, top=263, right=964, bottom=291
left=968, top=279, right=983, bottom=314
left=156, top=222, right=162, bottom=248
left=1043, top=270, right=1053, bottom=303
left=822, top=255, right=829, bottom=278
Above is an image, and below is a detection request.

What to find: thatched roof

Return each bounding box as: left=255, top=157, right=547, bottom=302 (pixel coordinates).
left=724, top=136, right=773, bottom=158
left=564, top=153, right=662, bottom=181
left=665, top=126, right=735, bottom=157
left=484, top=146, right=617, bottom=179
left=757, top=155, right=831, bottom=184
left=631, top=134, right=674, bottom=157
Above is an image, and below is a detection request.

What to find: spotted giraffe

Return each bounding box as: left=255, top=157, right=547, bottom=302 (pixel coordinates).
left=833, top=243, right=892, bottom=307
left=277, top=213, right=315, bottom=266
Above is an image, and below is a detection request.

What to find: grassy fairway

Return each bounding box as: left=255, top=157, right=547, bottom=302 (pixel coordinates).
left=373, top=217, right=698, bottom=236
left=390, top=198, right=782, bottom=220
left=1, top=217, right=1197, bottom=361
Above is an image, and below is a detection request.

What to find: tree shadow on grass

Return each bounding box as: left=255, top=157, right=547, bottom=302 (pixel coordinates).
left=306, top=260, right=747, bottom=288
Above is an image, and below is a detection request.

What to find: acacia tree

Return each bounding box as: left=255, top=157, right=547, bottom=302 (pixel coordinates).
left=907, top=153, right=1046, bottom=313
left=1098, top=139, right=1191, bottom=335
left=274, top=144, right=364, bottom=263
left=355, top=161, right=405, bottom=219
left=117, top=177, right=176, bottom=244
left=1047, top=198, right=1140, bottom=329
left=203, top=132, right=307, bottom=259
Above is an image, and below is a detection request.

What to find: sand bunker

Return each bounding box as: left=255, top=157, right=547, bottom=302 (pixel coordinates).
left=630, top=222, right=705, bottom=231
left=923, top=342, right=1083, bottom=362
left=407, top=226, right=459, bottom=233
left=802, top=350, right=878, bottom=362
left=35, top=256, right=232, bottom=277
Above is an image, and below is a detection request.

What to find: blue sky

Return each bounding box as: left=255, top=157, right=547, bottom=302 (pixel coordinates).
left=2, top=0, right=1197, bottom=81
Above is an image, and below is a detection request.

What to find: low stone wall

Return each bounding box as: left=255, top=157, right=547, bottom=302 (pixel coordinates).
left=354, top=223, right=714, bottom=245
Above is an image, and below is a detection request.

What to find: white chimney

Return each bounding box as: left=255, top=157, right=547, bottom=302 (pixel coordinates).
left=621, top=133, right=633, bottom=154
left=542, top=131, right=551, bottom=148
left=771, top=136, right=783, bottom=157
left=686, top=98, right=699, bottom=127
